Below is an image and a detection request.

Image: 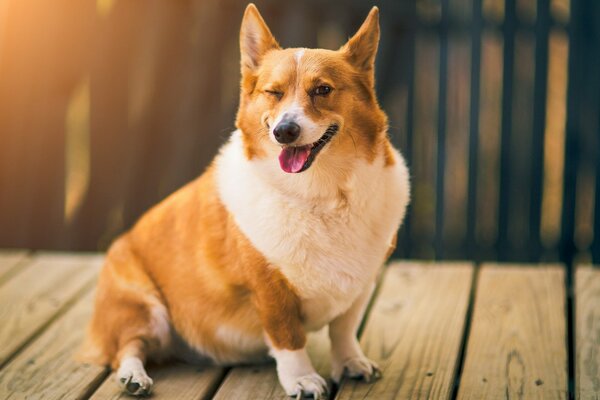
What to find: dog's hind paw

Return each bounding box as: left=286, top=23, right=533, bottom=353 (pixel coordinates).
left=116, top=358, right=153, bottom=396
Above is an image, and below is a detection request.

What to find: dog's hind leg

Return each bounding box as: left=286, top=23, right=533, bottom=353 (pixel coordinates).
left=116, top=339, right=154, bottom=396
left=106, top=288, right=170, bottom=396
left=84, top=238, right=172, bottom=396
left=110, top=296, right=170, bottom=396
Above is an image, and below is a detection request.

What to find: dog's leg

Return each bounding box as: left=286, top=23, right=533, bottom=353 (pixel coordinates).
left=252, top=267, right=328, bottom=399
left=116, top=339, right=154, bottom=396
left=86, top=242, right=172, bottom=397
left=269, top=344, right=328, bottom=400
left=329, top=283, right=381, bottom=384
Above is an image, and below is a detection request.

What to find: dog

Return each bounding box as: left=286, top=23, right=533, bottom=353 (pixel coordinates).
left=81, top=4, right=410, bottom=399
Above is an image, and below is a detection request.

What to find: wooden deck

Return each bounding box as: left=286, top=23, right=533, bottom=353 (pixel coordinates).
left=0, top=251, right=597, bottom=399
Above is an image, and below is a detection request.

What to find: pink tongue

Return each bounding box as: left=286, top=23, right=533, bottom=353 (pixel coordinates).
left=278, top=146, right=311, bottom=173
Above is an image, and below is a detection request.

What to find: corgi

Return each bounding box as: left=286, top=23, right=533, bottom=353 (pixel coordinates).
left=81, top=4, right=410, bottom=399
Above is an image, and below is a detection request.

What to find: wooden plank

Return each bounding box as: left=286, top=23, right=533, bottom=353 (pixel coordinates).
left=89, top=362, right=225, bottom=400
left=0, top=288, right=108, bottom=399
left=457, top=265, right=567, bottom=399
left=0, top=251, right=30, bottom=285
left=213, top=327, right=331, bottom=400
left=337, top=262, right=474, bottom=400
left=0, top=253, right=102, bottom=368
left=576, top=266, right=600, bottom=399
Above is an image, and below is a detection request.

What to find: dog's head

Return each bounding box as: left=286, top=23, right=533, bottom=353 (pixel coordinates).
left=235, top=4, right=387, bottom=177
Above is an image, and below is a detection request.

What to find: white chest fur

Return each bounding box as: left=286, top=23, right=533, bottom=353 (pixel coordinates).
left=216, top=131, right=410, bottom=331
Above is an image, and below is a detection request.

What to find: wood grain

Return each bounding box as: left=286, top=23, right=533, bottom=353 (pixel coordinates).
left=337, top=262, right=474, bottom=400
left=89, top=362, right=226, bottom=400
left=0, top=250, right=30, bottom=285
left=0, top=253, right=102, bottom=367
left=0, top=288, right=108, bottom=399
left=457, top=265, right=567, bottom=399
left=213, top=326, right=331, bottom=400
left=576, top=266, right=600, bottom=399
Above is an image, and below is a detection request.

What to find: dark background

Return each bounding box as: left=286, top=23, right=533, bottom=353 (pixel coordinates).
left=0, top=0, right=598, bottom=267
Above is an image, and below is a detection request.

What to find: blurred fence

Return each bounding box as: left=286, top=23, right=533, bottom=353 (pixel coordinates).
left=0, top=0, right=598, bottom=265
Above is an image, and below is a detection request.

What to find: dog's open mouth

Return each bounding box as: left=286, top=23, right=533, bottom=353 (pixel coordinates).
left=278, top=124, right=339, bottom=173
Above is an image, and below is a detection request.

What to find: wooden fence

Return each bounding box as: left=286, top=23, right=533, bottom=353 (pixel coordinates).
left=0, top=0, right=598, bottom=266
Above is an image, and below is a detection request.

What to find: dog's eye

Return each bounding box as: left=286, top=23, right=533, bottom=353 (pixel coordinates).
left=312, top=85, right=332, bottom=97
left=265, top=90, right=283, bottom=100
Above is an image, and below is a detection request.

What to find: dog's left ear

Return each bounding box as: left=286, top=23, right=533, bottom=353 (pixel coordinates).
left=240, top=4, right=280, bottom=77
left=340, top=7, right=380, bottom=74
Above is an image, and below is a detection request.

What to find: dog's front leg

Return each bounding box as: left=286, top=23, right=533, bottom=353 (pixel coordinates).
left=329, top=283, right=382, bottom=384
left=253, top=268, right=328, bottom=399
left=268, top=345, right=328, bottom=399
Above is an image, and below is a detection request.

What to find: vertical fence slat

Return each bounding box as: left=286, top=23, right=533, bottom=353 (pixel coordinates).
left=591, top=4, right=600, bottom=266
left=435, top=0, right=449, bottom=260
left=498, top=0, right=517, bottom=261
left=560, top=0, right=582, bottom=267
left=529, top=0, right=551, bottom=261
left=403, top=5, right=417, bottom=260
left=392, top=1, right=417, bottom=260
left=466, top=0, right=483, bottom=260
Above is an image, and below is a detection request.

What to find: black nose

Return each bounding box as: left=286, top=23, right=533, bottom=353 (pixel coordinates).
left=273, top=122, right=300, bottom=144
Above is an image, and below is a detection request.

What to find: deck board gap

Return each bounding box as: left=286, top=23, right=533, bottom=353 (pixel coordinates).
left=566, top=267, right=575, bottom=399
left=79, top=368, right=112, bottom=400
left=450, top=264, right=481, bottom=400
left=200, top=367, right=230, bottom=400
left=356, top=264, right=388, bottom=338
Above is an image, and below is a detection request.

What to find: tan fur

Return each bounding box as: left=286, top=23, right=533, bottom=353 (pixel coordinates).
left=237, top=6, right=388, bottom=167
left=237, top=46, right=389, bottom=165
left=84, top=166, right=306, bottom=366
left=82, top=4, right=403, bottom=392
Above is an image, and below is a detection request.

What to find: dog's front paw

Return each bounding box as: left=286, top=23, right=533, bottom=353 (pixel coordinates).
left=332, top=355, right=382, bottom=384
left=117, top=363, right=153, bottom=396
left=282, top=372, right=329, bottom=399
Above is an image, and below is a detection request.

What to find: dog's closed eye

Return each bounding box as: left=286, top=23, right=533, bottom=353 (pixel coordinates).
left=265, top=90, right=283, bottom=100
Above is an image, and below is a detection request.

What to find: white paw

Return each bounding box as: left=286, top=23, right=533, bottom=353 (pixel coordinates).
left=332, top=355, right=382, bottom=384
left=284, top=372, right=329, bottom=399
left=117, top=358, right=153, bottom=396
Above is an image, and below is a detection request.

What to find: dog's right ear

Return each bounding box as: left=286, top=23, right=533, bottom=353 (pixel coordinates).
left=240, top=4, right=279, bottom=77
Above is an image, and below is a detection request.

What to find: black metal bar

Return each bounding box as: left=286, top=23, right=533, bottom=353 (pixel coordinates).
left=375, top=13, right=398, bottom=104
left=397, top=1, right=417, bottom=260
left=497, top=0, right=517, bottom=261
left=465, top=0, right=483, bottom=261
left=560, top=0, right=582, bottom=268
left=529, top=0, right=551, bottom=262
left=434, top=0, right=449, bottom=259
left=592, top=10, right=600, bottom=266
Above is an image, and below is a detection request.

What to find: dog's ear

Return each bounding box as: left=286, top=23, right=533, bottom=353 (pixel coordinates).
left=240, top=4, right=279, bottom=77
left=340, top=7, right=380, bottom=74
